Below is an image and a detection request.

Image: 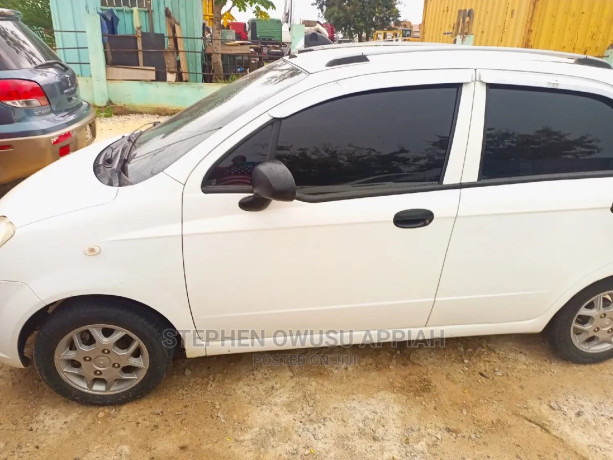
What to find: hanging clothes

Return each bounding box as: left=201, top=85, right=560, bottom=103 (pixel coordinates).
left=99, top=9, right=120, bottom=43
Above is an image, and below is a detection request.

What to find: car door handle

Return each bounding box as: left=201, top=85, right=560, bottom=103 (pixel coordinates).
left=393, top=209, right=435, bottom=229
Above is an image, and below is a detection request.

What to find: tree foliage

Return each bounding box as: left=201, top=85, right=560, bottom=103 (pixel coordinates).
left=313, top=0, right=400, bottom=41
left=211, top=0, right=275, bottom=80
left=0, top=0, right=54, bottom=46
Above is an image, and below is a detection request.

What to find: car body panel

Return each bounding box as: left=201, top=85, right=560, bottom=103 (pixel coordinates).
left=429, top=69, right=613, bottom=326
left=0, top=107, right=95, bottom=184
left=0, top=138, right=116, bottom=228
left=182, top=70, right=474, bottom=344
left=1, top=44, right=613, bottom=368
left=0, top=172, right=195, bottom=369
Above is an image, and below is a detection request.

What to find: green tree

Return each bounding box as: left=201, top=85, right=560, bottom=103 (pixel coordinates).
left=314, top=0, right=400, bottom=42
left=0, top=0, right=54, bottom=47
left=211, top=0, right=275, bottom=80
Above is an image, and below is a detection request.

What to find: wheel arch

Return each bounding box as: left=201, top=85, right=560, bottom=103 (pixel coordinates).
left=545, top=274, right=613, bottom=330
left=19, top=294, right=180, bottom=366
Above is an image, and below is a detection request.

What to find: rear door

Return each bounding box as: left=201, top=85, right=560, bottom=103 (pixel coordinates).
left=429, top=70, right=613, bottom=327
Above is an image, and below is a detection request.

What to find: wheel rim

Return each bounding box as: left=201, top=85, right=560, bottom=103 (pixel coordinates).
left=54, top=324, right=149, bottom=395
left=571, top=292, right=613, bottom=353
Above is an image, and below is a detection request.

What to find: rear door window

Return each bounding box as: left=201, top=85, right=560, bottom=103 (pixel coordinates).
left=481, top=85, right=613, bottom=180
left=0, top=19, right=59, bottom=70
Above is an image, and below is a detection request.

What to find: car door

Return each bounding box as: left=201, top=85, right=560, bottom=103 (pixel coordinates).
left=182, top=70, right=475, bottom=345
left=429, top=69, right=613, bottom=327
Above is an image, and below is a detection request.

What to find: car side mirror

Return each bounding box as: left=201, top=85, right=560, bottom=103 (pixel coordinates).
left=239, top=160, right=296, bottom=211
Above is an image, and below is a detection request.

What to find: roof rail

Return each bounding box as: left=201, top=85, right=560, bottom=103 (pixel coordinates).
left=574, top=56, right=612, bottom=69
left=296, top=43, right=613, bottom=71
left=0, top=8, right=21, bottom=19
left=326, top=55, right=370, bottom=67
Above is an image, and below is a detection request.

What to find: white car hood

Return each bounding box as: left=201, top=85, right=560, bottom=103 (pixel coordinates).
left=0, top=139, right=118, bottom=228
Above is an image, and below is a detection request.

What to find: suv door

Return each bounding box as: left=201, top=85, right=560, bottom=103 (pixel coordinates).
left=429, top=70, right=613, bottom=327
left=182, top=70, right=475, bottom=348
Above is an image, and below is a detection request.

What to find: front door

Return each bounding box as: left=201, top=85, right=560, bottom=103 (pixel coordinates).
left=183, top=74, right=474, bottom=345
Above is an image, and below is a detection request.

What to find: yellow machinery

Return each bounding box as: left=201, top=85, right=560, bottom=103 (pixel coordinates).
left=373, top=22, right=420, bottom=42
left=203, top=0, right=214, bottom=26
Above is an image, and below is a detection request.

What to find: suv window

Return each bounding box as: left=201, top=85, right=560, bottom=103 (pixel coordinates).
left=481, top=85, right=613, bottom=180
left=0, top=19, right=59, bottom=70
left=275, top=85, right=460, bottom=199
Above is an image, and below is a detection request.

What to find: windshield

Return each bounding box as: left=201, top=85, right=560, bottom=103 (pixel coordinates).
left=0, top=19, right=59, bottom=70
left=123, top=60, right=307, bottom=184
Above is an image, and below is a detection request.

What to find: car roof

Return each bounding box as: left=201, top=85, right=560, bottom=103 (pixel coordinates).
left=0, top=8, right=21, bottom=20
left=287, top=42, right=612, bottom=77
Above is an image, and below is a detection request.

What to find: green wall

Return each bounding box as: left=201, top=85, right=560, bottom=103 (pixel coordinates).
left=79, top=77, right=224, bottom=111
left=51, top=0, right=203, bottom=80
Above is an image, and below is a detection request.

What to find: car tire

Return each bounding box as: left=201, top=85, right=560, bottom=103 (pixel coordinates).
left=546, top=279, right=613, bottom=364
left=34, top=298, right=174, bottom=405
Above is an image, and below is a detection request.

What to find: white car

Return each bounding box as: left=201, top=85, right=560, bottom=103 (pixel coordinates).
left=1, top=43, right=613, bottom=405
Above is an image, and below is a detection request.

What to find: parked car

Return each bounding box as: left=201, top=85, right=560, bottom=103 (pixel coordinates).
left=0, top=8, right=96, bottom=191
left=2, top=43, right=613, bottom=405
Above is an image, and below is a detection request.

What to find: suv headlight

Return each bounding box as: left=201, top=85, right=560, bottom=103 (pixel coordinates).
left=0, top=216, right=15, bottom=248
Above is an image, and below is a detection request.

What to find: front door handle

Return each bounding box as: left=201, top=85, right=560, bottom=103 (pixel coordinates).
left=393, top=209, right=434, bottom=229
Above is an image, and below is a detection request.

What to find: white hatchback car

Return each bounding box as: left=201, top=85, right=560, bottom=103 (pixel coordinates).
left=2, top=43, right=613, bottom=405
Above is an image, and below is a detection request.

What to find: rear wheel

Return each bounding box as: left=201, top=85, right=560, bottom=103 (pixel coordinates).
left=546, top=280, right=613, bottom=364
left=34, top=298, right=174, bottom=405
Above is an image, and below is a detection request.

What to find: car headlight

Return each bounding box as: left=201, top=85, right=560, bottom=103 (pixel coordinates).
left=0, top=216, right=15, bottom=248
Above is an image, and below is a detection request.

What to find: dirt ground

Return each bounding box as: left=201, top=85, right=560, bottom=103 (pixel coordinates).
left=1, top=115, right=613, bottom=459
left=96, top=113, right=170, bottom=142
left=1, top=335, right=612, bottom=459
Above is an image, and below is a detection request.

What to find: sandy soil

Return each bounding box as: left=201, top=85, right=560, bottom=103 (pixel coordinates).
left=1, top=116, right=612, bottom=459
left=96, top=114, right=170, bottom=142
left=1, top=335, right=612, bottom=459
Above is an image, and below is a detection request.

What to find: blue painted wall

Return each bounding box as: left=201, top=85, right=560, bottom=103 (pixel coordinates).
left=50, top=0, right=203, bottom=81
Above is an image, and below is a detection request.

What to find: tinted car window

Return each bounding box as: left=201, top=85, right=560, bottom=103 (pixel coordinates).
left=124, top=59, right=306, bottom=185
left=274, top=86, right=459, bottom=199
left=204, top=124, right=273, bottom=188
left=0, top=19, right=59, bottom=70
left=481, top=85, right=613, bottom=180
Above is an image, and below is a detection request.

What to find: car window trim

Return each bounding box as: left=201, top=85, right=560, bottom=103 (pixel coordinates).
left=346, top=170, right=613, bottom=196
left=477, top=83, right=613, bottom=182
left=204, top=83, right=464, bottom=202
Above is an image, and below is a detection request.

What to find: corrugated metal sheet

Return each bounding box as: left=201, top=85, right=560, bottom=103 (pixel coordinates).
left=51, top=0, right=203, bottom=80
left=422, top=0, right=613, bottom=57
left=50, top=0, right=99, bottom=76
left=528, top=0, right=613, bottom=56
left=422, top=0, right=533, bottom=47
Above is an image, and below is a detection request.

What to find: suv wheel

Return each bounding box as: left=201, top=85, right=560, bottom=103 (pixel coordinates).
left=34, top=298, right=174, bottom=405
left=546, top=280, right=613, bottom=364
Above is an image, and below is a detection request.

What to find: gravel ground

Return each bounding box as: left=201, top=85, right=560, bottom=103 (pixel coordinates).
left=1, top=115, right=613, bottom=459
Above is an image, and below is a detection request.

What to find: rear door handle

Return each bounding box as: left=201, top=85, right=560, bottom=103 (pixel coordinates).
left=393, top=209, right=434, bottom=229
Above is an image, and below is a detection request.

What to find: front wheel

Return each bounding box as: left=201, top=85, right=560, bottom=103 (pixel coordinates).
left=546, top=280, right=613, bottom=364
left=34, top=298, right=174, bottom=405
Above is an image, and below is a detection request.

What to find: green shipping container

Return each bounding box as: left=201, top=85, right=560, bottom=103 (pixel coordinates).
left=249, top=18, right=282, bottom=42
